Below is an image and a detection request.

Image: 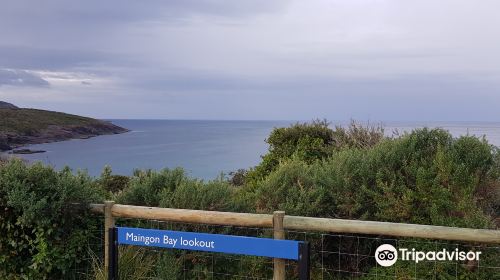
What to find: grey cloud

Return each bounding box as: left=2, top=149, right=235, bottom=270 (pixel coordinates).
left=0, top=69, right=49, bottom=87
left=0, top=45, right=132, bottom=71
left=1, top=0, right=290, bottom=25
left=124, top=66, right=489, bottom=93
left=1, top=0, right=500, bottom=121
left=160, top=0, right=290, bottom=19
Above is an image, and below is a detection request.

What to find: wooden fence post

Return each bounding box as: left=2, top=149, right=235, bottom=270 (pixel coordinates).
left=273, top=211, right=286, bottom=280
left=104, top=201, right=115, bottom=273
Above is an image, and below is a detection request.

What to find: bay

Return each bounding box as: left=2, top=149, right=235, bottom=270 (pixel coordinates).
left=11, top=120, right=500, bottom=179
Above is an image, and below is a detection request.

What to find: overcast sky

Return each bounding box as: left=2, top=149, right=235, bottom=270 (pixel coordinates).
left=0, top=0, right=499, bottom=121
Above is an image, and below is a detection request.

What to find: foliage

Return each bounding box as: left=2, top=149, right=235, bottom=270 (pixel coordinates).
left=330, top=120, right=386, bottom=149
left=247, top=127, right=498, bottom=279
left=254, top=159, right=336, bottom=216
left=91, top=246, right=159, bottom=280
left=228, top=168, right=247, bottom=186
left=247, top=120, right=384, bottom=182
left=0, top=108, right=103, bottom=135
left=0, top=120, right=498, bottom=279
left=115, top=166, right=238, bottom=212
left=251, top=128, right=496, bottom=228
left=247, top=119, right=334, bottom=182
left=0, top=160, right=104, bottom=279
left=0, top=107, right=127, bottom=152
left=116, top=168, right=186, bottom=206
left=154, top=251, right=183, bottom=280
left=99, top=166, right=130, bottom=194
left=159, top=179, right=236, bottom=211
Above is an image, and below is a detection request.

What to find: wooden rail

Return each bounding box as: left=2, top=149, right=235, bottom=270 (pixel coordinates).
left=89, top=203, right=500, bottom=244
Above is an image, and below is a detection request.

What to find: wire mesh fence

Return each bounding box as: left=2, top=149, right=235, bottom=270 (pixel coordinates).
left=70, top=221, right=105, bottom=280
left=116, top=217, right=276, bottom=280
left=314, top=233, right=499, bottom=279
left=76, top=216, right=500, bottom=280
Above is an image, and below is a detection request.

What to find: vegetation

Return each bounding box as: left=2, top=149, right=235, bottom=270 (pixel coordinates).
left=0, top=161, right=104, bottom=279
left=90, top=247, right=174, bottom=280
left=246, top=120, right=384, bottom=182
left=0, top=121, right=498, bottom=279
left=0, top=108, right=105, bottom=135
left=0, top=101, right=18, bottom=109
left=249, top=127, right=497, bottom=227
left=0, top=105, right=128, bottom=151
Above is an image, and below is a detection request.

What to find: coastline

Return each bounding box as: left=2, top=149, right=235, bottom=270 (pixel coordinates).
left=0, top=122, right=130, bottom=152
left=0, top=105, right=130, bottom=152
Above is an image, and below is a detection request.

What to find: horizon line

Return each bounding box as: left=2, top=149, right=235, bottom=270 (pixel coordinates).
left=102, top=118, right=500, bottom=124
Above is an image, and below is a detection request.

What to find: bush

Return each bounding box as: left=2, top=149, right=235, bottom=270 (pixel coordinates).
left=116, top=166, right=239, bottom=212
left=1, top=121, right=498, bottom=279
left=249, top=127, right=498, bottom=279
left=116, top=168, right=186, bottom=206
left=228, top=168, right=247, bottom=186
left=91, top=246, right=159, bottom=280
left=253, top=159, right=336, bottom=216
left=247, top=120, right=384, bottom=182
left=0, top=160, right=104, bottom=279
left=251, top=128, right=496, bottom=228
left=160, top=179, right=236, bottom=211
left=98, top=165, right=130, bottom=194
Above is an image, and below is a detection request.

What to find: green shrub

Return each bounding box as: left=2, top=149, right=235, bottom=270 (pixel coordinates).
left=247, top=120, right=384, bottom=183
left=249, top=127, right=498, bottom=279
left=117, top=168, right=186, bottom=206
left=228, top=168, right=247, bottom=186
left=1, top=120, right=498, bottom=279
left=247, top=120, right=334, bottom=181
left=159, top=179, right=236, bottom=211
left=0, top=159, right=103, bottom=279
left=98, top=166, right=130, bottom=194
left=253, top=159, right=336, bottom=216
left=251, top=128, right=497, bottom=226
left=91, top=246, right=157, bottom=280
left=154, top=251, right=183, bottom=280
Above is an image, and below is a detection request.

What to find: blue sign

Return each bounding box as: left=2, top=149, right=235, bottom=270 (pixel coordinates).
left=117, top=227, right=300, bottom=260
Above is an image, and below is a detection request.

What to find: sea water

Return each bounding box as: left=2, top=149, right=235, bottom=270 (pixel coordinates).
left=12, top=120, right=500, bottom=179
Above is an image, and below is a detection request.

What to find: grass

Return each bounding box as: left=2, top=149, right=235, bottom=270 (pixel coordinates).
left=90, top=246, right=157, bottom=280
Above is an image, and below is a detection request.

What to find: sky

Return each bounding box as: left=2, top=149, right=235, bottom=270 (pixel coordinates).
left=0, top=0, right=499, bottom=121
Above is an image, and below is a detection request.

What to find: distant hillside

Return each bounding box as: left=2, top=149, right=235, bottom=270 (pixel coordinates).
left=0, top=103, right=129, bottom=151
left=0, top=101, right=18, bottom=109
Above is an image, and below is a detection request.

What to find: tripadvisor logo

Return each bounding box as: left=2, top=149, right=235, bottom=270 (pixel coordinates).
left=375, top=244, right=481, bottom=267
left=375, top=244, right=398, bottom=267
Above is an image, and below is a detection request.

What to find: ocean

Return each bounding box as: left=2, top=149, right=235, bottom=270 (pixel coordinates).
left=10, top=120, right=500, bottom=179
